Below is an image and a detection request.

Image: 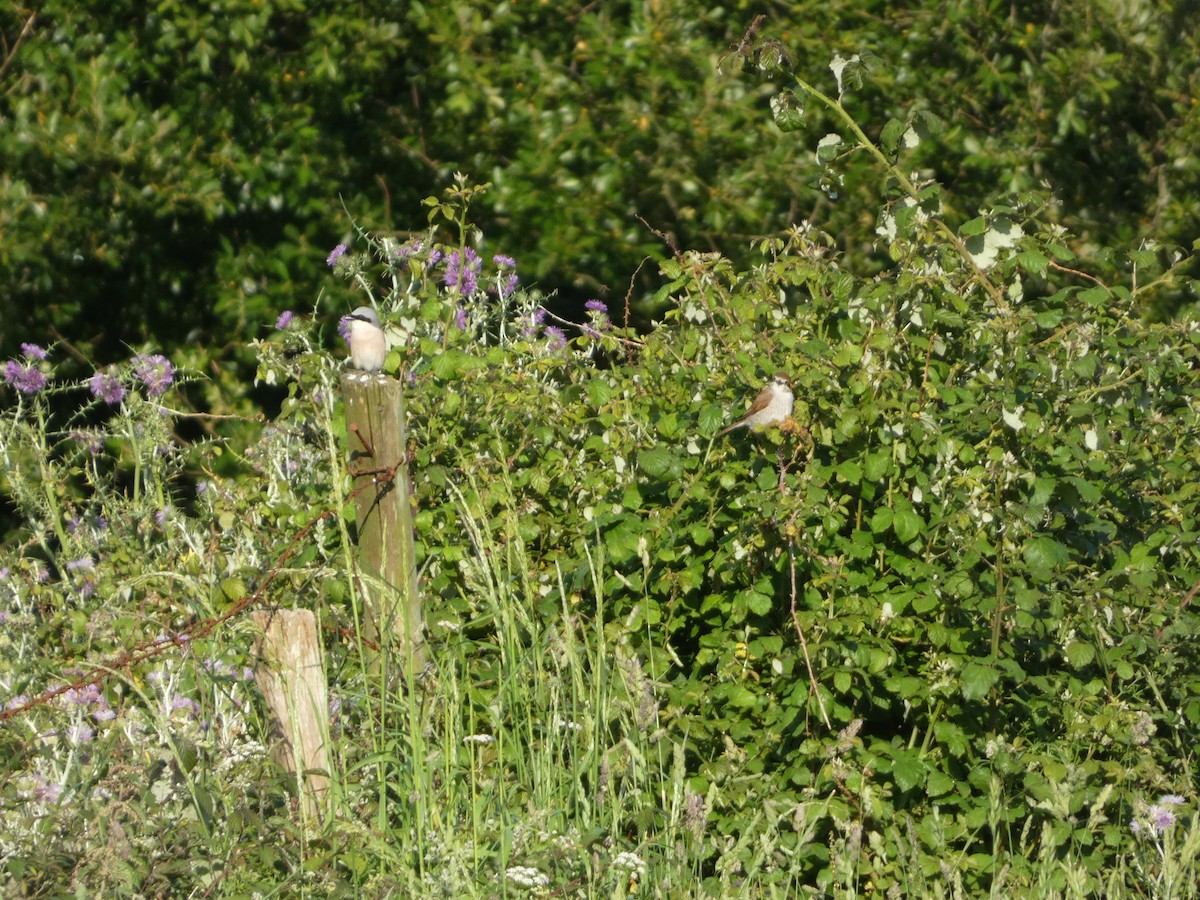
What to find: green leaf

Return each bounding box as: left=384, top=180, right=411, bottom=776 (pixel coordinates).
left=864, top=451, right=891, bottom=481
left=870, top=506, right=894, bottom=535
left=893, top=504, right=924, bottom=543
left=880, top=118, right=906, bottom=157
left=961, top=662, right=1000, bottom=701
left=959, top=216, right=987, bottom=237
left=769, top=89, right=805, bottom=132
left=1063, top=476, right=1102, bottom=504
left=927, top=769, right=955, bottom=797
left=1018, top=250, right=1050, bottom=274
left=912, top=593, right=939, bottom=614
left=833, top=343, right=863, bottom=367
left=835, top=460, right=862, bottom=484
left=886, top=675, right=925, bottom=698
left=430, top=349, right=486, bottom=378
left=724, top=685, right=758, bottom=709
left=1065, top=642, right=1095, bottom=668
left=655, top=412, right=684, bottom=439
left=586, top=378, right=613, bottom=407
left=890, top=749, right=926, bottom=792
left=1022, top=536, right=1070, bottom=572
left=638, top=446, right=683, bottom=479
left=816, top=133, right=844, bottom=164
left=744, top=590, right=772, bottom=616
left=698, top=404, right=726, bottom=434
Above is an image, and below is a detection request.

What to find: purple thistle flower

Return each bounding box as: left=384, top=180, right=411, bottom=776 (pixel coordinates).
left=493, top=254, right=516, bottom=269
left=132, top=354, right=175, bottom=397
left=521, top=308, right=547, bottom=338
left=33, top=777, right=63, bottom=804
left=67, top=722, right=95, bottom=744
left=583, top=299, right=611, bottom=337
left=1152, top=805, right=1176, bottom=833
left=427, top=248, right=443, bottom=268
left=93, top=706, right=116, bottom=722
left=170, top=696, right=201, bottom=718
left=4, top=360, right=47, bottom=394
left=326, top=243, right=347, bottom=267
left=454, top=306, right=468, bottom=330
left=276, top=310, right=295, bottom=329
left=89, top=371, right=125, bottom=405
left=443, top=248, right=482, bottom=296
left=65, top=557, right=94, bottom=573
left=545, top=326, right=567, bottom=352
left=21, top=343, right=48, bottom=360
left=63, top=684, right=102, bottom=706
left=496, top=272, right=519, bottom=300
left=156, top=508, right=170, bottom=527
left=395, top=239, right=423, bottom=259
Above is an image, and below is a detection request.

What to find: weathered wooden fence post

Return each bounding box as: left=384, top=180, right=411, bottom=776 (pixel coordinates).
left=340, top=371, right=423, bottom=665
left=252, top=608, right=329, bottom=825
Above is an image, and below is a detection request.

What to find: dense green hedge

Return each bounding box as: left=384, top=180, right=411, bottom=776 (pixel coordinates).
left=3, top=4, right=1200, bottom=893
left=2, top=1, right=1197, bottom=396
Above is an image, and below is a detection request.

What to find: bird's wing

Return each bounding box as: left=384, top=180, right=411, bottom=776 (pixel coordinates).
left=740, top=385, right=774, bottom=419
left=717, top=383, right=773, bottom=436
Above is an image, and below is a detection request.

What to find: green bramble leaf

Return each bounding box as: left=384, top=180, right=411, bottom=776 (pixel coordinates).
left=959, top=216, right=987, bottom=237
left=816, top=133, right=844, bottom=164
left=890, top=748, right=927, bottom=791
left=1022, top=536, right=1070, bottom=573
left=698, top=404, right=726, bottom=434
left=585, top=377, right=613, bottom=407
left=1065, top=642, right=1095, bottom=668
left=770, top=89, right=805, bottom=133
left=880, top=118, right=906, bottom=158
left=638, top=446, right=684, bottom=479
left=892, top=502, right=924, bottom=543
left=961, top=662, right=1000, bottom=701
left=755, top=38, right=795, bottom=75
left=870, top=506, right=894, bottom=535
left=1018, top=250, right=1050, bottom=274
left=836, top=460, right=863, bottom=484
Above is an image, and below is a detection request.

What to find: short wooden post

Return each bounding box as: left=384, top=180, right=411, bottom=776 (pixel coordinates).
left=252, top=609, right=329, bottom=824
left=340, top=372, right=423, bottom=665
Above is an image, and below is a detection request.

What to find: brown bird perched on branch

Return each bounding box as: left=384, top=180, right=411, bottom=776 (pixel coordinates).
left=718, top=373, right=794, bottom=436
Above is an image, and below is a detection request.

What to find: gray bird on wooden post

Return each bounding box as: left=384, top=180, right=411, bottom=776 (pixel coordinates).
left=344, top=306, right=386, bottom=373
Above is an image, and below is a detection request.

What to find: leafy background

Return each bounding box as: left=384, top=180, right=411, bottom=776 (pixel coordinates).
left=2, top=1, right=1200, bottom=896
